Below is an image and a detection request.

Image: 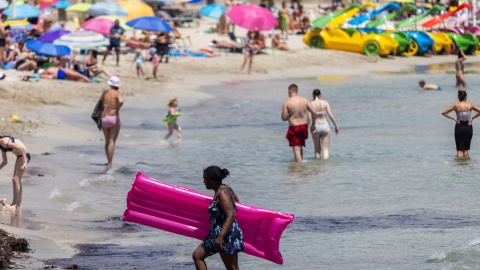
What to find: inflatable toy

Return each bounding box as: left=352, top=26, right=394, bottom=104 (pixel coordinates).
left=366, top=4, right=417, bottom=28
left=304, top=28, right=398, bottom=56
left=163, top=109, right=181, bottom=123
left=123, top=173, right=294, bottom=265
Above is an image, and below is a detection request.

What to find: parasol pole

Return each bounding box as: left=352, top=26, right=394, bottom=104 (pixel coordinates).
left=12, top=0, right=16, bottom=18
left=474, top=0, right=477, bottom=26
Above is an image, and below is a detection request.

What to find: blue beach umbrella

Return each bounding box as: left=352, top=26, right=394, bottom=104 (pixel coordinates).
left=87, top=1, right=128, bottom=17
left=199, top=4, right=225, bottom=19
left=52, top=0, right=72, bottom=9
left=126, top=16, right=173, bottom=32
left=2, top=4, right=41, bottom=18
left=26, top=40, right=71, bottom=56
left=185, top=0, right=204, bottom=3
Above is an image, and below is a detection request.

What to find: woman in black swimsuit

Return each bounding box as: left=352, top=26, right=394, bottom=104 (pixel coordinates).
left=0, top=135, right=30, bottom=210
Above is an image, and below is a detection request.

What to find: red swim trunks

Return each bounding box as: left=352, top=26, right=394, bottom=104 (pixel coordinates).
left=286, top=124, right=308, bottom=147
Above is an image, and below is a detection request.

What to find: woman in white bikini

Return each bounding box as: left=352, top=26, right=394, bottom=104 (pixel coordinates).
left=308, top=89, right=339, bottom=159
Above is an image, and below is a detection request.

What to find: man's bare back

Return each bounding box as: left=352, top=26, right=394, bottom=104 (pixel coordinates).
left=282, top=96, right=311, bottom=126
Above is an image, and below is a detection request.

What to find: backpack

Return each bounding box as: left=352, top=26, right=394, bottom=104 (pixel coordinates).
left=91, top=90, right=109, bottom=130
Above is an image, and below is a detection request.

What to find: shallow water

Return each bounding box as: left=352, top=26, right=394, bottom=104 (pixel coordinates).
left=3, top=66, right=480, bottom=269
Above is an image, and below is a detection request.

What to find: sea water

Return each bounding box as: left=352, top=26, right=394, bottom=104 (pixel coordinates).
left=3, top=63, right=480, bottom=269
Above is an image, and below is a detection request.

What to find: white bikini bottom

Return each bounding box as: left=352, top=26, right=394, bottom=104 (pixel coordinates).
left=314, top=121, right=330, bottom=134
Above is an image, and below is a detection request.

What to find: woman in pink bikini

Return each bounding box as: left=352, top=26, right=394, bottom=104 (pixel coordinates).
left=102, top=76, right=123, bottom=169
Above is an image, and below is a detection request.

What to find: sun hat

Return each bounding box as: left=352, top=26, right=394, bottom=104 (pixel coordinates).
left=149, top=47, right=157, bottom=54
left=108, top=76, right=120, bottom=87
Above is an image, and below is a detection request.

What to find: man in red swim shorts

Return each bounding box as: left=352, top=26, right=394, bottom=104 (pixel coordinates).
left=282, top=84, right=316, bottom=162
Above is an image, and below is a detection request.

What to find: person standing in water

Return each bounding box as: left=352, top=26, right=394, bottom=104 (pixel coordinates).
left=102, top=76, right=123, bottom=169
left=442, top=90, right=480, bottom=158
left=282, top=84, right=316, bottom=162
left=0, top=135, right=30, bottom=210
left=456, top=48, right=467, bottom=88
left=164, top=97, right=182, bottom=143
left=308, top=89, right=339, bottom=159
left=192, top=166, right=244, bottom=270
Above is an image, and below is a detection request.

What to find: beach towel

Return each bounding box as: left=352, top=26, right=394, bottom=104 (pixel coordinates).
left=91, top=89, right=109, bottom=131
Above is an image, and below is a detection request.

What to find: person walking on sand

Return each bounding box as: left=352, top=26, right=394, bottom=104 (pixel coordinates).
left=132, top=49, right=144, bottom=77
left=102, top=20, right=124, bottom=67
left=102, top=76, right=123, bottom=169
left=456, top=48, right=467, bottom=88
left=192, top=166, right=244, bottom=270
left=0, top=135, right=30, bottom=211
left=278, top=2, right=290, bottom=40
left=164, top=97, right=182, bottom=143
left=442, top=90, right=480, bottom=158
left=282, top=84, right=316, bottom=162
left=307, top=89, right=339, bottom=159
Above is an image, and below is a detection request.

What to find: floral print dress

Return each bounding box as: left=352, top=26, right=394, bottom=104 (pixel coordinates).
left=202, top=186, right=244, bottom=255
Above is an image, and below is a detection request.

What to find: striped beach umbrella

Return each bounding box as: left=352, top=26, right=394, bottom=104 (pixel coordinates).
left=87, top=1, right=128, bottom=17
left=53, top=31, right=109, bottom=49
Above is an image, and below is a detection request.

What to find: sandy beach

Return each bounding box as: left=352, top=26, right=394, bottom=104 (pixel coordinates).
left=0, top=18, right=479, bottom=268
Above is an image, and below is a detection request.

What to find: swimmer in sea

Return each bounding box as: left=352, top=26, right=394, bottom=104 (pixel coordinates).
left=456, top=48, right=467, bottom=88
left=308, top=89, right=339, bottom=159
left=282, top=84, right=317, bottom=162
left=164, top=97, right=182, bottom=143
left=102, top=76, right=123, bottom=169
left=0, top=135, right=30, bottom=211
left=418, top=80, right=441, bottom=91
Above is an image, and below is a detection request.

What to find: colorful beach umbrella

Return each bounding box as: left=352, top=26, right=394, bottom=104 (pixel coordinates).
left=80, top=18, right=114, bottom=36
left=9, top=29, right=27, bottom=43
left=184, top=0, right=204, bottom=3
left=39, top=0, right=58, bottom=9
left=97, top=15, right=133, bottom=31
left=37, top=29, right=70, bottom=42
left=2, top=4, right=41, bottom=18
left=227, top=4, right=277, bottom=31
left=87, top=1, right=128, bottom=17
left=26, top=39, right=71, bottom=56
left=118, top=1, right=154, bottom=22
left=65, top=3, right=91, bottom=13
left=0, top=0, right=8, bottom=9
left=52, top=0, right=71, bottom=9
left=199, top=4, right=225, bottom=19
left=53, top=31, right=109, bottom=49
left=126, top=16, right=173, bottom=32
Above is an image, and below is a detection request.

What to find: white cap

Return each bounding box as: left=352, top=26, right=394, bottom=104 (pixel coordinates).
left=37, top=68, right=45, bottom=75
left=108, top=76, right=120, bottom=87
left=150, top=34, right=158, bottom=40
left=9, top=45, right=15, bottom=50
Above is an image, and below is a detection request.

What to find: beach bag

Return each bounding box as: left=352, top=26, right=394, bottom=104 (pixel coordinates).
left=91, top=90, right=109, bottom=130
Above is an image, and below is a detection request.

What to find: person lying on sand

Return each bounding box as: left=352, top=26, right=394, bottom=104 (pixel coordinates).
left=418, top=80, right=441, bottom=91
left=272, top=34, right=294, bottom=52
left=39, top=67, right=91, bottom=82
left=211, top=40, right=241, bottom=47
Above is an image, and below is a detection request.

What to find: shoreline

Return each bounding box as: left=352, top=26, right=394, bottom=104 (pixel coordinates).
left=0, top=50, right=478, bottom=268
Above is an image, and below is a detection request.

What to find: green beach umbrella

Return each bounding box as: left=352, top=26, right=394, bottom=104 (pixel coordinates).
left=65, top=3, right=92, bottom=12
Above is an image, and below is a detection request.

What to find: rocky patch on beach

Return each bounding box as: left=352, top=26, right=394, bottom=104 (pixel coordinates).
left=0, top=229, right=30, bottom=269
